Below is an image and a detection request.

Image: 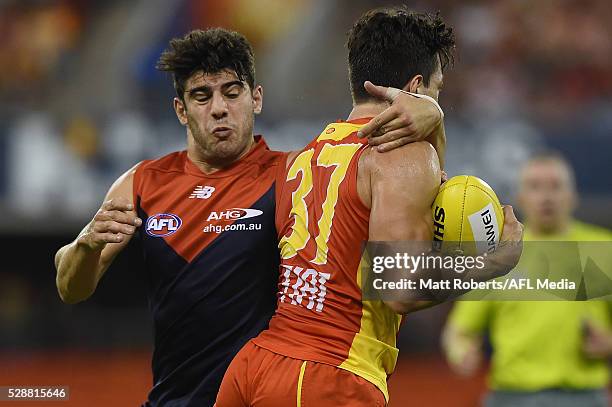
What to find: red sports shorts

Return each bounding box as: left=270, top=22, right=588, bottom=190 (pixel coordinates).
left=215, top=340, right=386, bottom=407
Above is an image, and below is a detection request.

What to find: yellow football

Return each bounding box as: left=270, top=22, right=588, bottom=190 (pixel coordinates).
left=432, top=175, right=504, bottom=255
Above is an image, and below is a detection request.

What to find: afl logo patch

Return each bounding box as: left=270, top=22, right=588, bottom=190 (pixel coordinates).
left=146, top=213, right=182, bottom=237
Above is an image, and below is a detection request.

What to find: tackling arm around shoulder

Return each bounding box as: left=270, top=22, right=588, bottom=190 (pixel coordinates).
left=357, top=82, right=446, bottom=165
left=54, top=165, right=141, bottom=304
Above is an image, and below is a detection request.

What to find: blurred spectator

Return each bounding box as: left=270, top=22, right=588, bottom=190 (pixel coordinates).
left=1, top=0, right=611, bottom=228
left=0, top=1, right=83, bottom=108
left=442, top=153, right=612, bottom=407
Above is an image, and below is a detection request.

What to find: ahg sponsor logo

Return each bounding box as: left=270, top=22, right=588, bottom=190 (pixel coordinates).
left=206, top=208, right=263, bottom=222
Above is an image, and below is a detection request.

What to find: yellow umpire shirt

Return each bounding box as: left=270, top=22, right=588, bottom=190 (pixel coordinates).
left=448, top=221, right=612, bottom=391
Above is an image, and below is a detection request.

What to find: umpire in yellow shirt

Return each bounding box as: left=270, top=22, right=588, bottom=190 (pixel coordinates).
left=443, top=153, right=612, bottom=407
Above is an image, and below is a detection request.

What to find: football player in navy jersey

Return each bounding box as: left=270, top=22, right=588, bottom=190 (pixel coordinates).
left=54, top=28, right=445, bottom=406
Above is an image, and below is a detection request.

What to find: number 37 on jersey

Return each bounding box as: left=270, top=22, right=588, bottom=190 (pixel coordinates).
left=278, top=142, right=363, bottom=312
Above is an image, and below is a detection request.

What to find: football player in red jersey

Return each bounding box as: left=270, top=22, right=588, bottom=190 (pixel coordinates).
left=216, top=7, right=523, bottom=407
left=54, top=28, right=446, bottom=406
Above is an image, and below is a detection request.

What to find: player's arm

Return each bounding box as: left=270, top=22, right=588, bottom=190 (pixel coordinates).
left=54, top=165, right=142, bottom=304
left=364, top=141, right=442, bottom=314
left=284, top=83, right=444, bottom=160
left=364, top=143, right=523, bottom=314
left=358, top=82, right=445, bottom=163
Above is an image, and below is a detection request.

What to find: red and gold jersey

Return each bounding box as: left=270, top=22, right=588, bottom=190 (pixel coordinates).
left=253, top=119, right=402, bottom=401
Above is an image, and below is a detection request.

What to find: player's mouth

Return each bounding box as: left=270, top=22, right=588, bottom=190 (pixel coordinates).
left=212, top=126, right=233, bottom=139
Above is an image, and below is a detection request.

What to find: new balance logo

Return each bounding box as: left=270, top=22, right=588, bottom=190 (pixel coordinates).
left=189, top=185, right=215, bottom=199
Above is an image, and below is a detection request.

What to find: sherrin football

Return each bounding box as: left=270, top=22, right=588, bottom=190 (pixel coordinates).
left=432, top=175, right=504, bottom=255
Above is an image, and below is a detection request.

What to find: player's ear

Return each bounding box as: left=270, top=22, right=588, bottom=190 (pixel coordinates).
left=252, top=85, right=263, bottom=115
left=403, top=75, right=423, bottom=94
left=174, top=97, right=188, bottom=126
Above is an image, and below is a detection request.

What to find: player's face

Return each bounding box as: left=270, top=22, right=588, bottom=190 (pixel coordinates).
left=518, top=160, right=576, bottom=232
left=417, top=63, right=444, bottom=102
left=174, top=69, right=263, bottom=166
left=407, top=56, right=444, bottom=101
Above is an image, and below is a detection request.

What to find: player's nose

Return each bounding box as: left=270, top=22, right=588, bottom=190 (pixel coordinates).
left=210, top=93, right=229, bottom=119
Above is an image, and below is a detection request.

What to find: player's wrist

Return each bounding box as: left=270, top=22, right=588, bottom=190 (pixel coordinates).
left=75, top=235, right=105, bottom=253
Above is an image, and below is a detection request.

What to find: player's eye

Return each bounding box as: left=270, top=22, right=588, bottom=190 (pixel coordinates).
left=225, top=86, right=243, bottom=99
left=193, top=93, right=210, bottom=102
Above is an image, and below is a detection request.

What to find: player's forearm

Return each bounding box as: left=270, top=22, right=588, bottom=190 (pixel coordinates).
left=55, top=230, right=104, bottom=304
left=379, top=242, right=521, bottom=313
left=463, top=246, right=517, bottom=282
left=373, top=236, right=441, bottom=314
left=428, top=242, right=522, bottom=303
left=426, top=121, right=446, bottom=168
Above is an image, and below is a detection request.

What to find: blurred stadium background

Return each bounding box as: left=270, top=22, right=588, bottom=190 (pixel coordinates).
left=1, top=0, right=610, bottom=405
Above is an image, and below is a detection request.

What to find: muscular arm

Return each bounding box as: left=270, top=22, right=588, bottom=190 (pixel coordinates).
left=54, top=165, right=141, bottom=304
left=425, top=120, right=446, bottom=168
left=359, top=142, right=523, bottom=315
left=283, top=85, right=445, bottom=161
left=360, top=141, right=442, bottom=314
left=357, top=83, right=446, bottom=162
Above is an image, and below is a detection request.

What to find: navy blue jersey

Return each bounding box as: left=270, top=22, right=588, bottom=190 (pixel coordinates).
left=134, top=137, right=285, bottom=406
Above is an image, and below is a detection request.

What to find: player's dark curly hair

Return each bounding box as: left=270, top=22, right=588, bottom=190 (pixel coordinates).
left=157, top=28, right=256, bottom=101
left=347, top=6, right=455, bottom=102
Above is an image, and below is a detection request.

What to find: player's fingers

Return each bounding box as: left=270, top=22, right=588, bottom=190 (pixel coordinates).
left=93, top=232, right=125, bottom=244
left=357, top=107, right=398, bottom=138
left=102, top=197, right=134, bottom=212
left=93, top=220, right=136, bottom=235
left=501, top=205, right=524, bottom=244
left=371, top=115, right=417, bottom=138
left=367, top=127, right=418, bottom=148
left=373, top=134, right=414, bottom=153
left=364, top=81, right=407, bottom=103
left=363, top=81, right=390, bottom=101
left=502, top=205, right=518, bottom=222
left=96, top=210, right=141, bottom=226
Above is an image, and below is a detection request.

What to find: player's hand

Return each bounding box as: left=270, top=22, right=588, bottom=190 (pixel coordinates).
left=441, top=170, right=449, bottom=185
left=78, top=197, right=142, bottom=251
left=357, top=81, right=443, bottom=152
left=491, top=205, right=524, bottom=275
left=500, top=205, right=524, bottom=244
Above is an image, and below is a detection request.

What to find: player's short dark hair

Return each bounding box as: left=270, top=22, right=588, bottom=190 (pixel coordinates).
left=347, top=6, right=455, bottom=103
left=157, top=28, right=256, bottom=100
